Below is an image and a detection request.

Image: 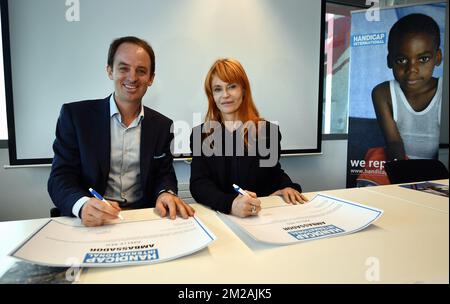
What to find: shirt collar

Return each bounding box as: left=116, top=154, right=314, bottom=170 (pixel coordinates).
left=109, top=94, right=145, bottom=122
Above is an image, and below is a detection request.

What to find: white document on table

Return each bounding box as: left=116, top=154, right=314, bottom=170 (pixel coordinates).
left=220, top=193, right=383, bottom=245
left=10, top=216, right=216, bottom=267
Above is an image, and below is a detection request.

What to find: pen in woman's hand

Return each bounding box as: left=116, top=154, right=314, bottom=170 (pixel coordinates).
left=232, top=184, right=250, bottom=197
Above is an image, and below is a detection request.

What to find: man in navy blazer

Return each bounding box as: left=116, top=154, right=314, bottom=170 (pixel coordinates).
left=48, top=36, right=194, bottom=226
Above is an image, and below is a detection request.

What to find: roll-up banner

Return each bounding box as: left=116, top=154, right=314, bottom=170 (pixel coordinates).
left=346, top=2, right=447, bottom=187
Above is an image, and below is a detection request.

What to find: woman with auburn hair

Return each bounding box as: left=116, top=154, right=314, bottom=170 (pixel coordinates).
left=190, top=58, right=307, bottom=218
left=204, top=58, right=260, bottom=125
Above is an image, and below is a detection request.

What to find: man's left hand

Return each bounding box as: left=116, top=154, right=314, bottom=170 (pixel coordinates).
left=155, top=192, right=195, bottom=219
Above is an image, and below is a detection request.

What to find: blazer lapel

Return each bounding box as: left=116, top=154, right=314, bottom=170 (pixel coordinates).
left=140, top=107, right=157, bottom=189
left=97, top=98, right=111, bottom=187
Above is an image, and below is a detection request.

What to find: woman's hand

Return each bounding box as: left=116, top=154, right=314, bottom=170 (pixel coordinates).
left=231, top=190, right=261, bottom=217
left=270, top=187, right=308, bottom=204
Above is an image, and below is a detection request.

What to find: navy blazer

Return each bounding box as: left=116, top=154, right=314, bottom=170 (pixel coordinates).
left=48, top=96, right=178, bottom=216
left=189, top=122, right=302, bottom=214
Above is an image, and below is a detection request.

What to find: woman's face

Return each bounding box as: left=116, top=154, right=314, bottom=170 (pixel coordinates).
left=211, top=75, right=244, bottom=121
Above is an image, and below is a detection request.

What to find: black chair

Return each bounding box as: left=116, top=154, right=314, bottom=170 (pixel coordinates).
left=346, top=117, right=386, bottom=188
left=50, top=207, right=61, bottom=217
left=385, top=159, right=449, bottom=184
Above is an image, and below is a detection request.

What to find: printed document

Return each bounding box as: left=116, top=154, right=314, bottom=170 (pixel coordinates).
left=220, top=194, right=383, bottom=245
left=400, top=181, right=448, bottom=198
left=10, top=216, right=216, bottom=267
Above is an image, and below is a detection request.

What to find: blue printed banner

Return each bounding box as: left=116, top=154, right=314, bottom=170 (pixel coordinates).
left=351, top=32, right=386, bottom=47
left=346, top=3, right=447, bottom=187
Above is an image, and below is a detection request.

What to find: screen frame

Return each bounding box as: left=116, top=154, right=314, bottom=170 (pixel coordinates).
left=1, top=0, right=325, bottom=166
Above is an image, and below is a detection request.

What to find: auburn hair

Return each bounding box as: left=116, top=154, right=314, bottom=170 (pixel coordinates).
left=203, top=58, right=263, bottom=147
left=204, top=58, right=261, bottom=124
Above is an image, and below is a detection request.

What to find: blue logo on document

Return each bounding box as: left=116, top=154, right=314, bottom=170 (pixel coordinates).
left=288, top=225, right=345, bottom=240
left=351, top=32, right=386, bottom=47
left=83, top=249, right=159, bottom=264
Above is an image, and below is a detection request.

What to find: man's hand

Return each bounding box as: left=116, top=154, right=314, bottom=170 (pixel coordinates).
left=81, top=198, right=122, bottom=227
left=270, top=187, right=308, bottom=204
left=155, top=192, right=195, bottom=220
left=231, top=190, right=261, bottom=217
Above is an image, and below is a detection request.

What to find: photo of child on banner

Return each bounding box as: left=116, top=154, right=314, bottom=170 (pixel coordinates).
left=346, top=3, right=446, bottom=187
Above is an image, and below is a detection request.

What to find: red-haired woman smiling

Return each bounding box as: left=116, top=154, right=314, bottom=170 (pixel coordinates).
left=190, top=58, right=307, bottom=218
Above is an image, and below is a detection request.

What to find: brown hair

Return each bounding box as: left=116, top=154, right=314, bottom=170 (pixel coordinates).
left=107, top=36, right=155, bottom=76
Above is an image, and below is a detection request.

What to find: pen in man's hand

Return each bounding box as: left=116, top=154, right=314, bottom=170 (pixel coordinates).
left=88, top=188, right=124, bottom=220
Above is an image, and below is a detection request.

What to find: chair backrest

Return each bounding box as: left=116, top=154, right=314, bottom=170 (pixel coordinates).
left=50, top=207, right=61, bottom=217
left=385, top=159, right=449, bottom=184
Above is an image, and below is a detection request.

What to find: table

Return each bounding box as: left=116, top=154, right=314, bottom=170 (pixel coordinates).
left=358, top=179, right=448, bottom=213
left=0, top=181, right=448, bottom=284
